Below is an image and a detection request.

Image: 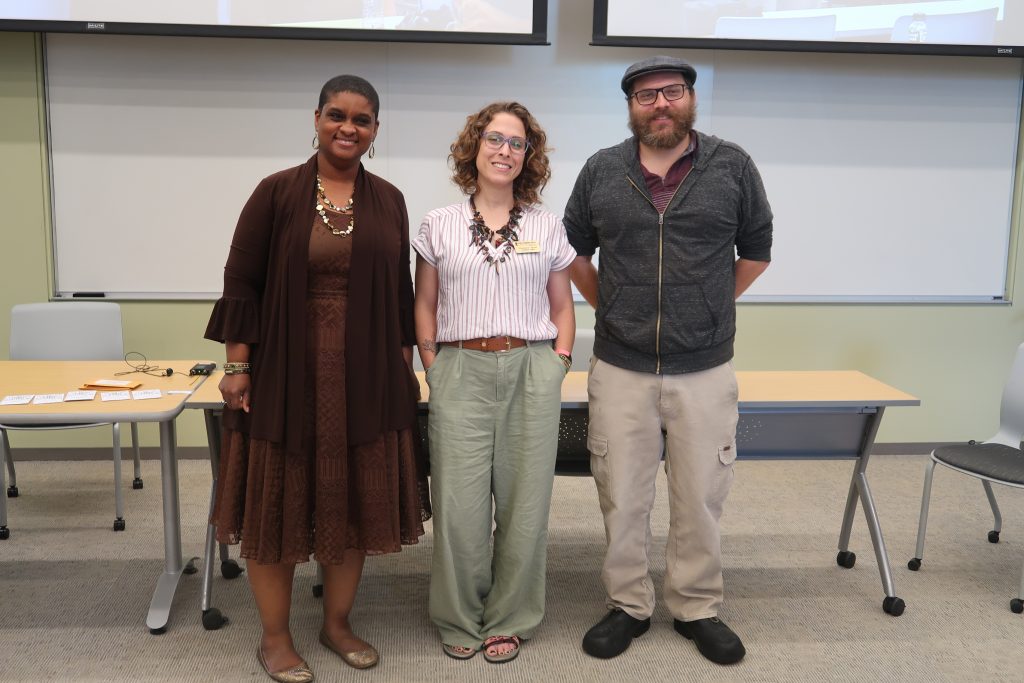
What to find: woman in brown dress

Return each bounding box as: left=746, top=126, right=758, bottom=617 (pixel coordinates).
left=205, top=75, right=429, bottom=683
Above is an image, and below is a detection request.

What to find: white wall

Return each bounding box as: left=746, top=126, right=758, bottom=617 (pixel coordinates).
left=44, top=0, right=1021, bottom=300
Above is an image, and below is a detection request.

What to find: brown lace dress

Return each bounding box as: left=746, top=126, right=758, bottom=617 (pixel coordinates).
left=212, top=207, right=430, bottom=565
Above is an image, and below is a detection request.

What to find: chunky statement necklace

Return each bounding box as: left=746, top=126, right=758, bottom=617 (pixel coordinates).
left=469, top=201, right=522, bottom=271
left=315, top=174, right=354, bottom=237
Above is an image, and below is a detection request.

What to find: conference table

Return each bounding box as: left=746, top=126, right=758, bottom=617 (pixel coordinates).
left=1, top=363, right=919, bottom=631
left=0, top=360, right=213, bottom=633
left=194, top=368, right=919, bottom=620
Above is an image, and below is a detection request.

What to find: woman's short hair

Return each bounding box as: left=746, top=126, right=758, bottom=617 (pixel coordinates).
left=449, top=102, right=551, bottom=207
left=318, top=75, right=380, bottom=117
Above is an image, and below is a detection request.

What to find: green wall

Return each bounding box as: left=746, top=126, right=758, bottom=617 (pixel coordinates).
left=3, top=31, right=1024, bottom=449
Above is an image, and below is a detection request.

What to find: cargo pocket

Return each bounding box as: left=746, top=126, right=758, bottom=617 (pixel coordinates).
left=588, top=434, right=609, bottom=482
left=718, top=442, right=737, bottom=466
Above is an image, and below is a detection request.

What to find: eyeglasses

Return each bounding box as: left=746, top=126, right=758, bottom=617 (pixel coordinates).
left=629, top=83, right=689, bottom=106
left=482, top=131, right=529, bottom=155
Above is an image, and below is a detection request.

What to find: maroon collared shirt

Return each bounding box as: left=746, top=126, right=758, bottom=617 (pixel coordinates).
left=640, top=134, right=698, bottom=214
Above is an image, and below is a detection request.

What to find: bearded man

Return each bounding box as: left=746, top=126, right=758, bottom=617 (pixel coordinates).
left=563, top=56, right=773, bottom=666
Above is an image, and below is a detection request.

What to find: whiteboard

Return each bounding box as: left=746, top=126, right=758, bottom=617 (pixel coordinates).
left=45, top=1, right=1022, bottom=301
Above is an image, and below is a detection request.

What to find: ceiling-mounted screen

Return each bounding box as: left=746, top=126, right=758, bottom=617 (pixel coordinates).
left=593, top=0, right=1020, bottom=57
left=0, top=1, right=548, bottom=45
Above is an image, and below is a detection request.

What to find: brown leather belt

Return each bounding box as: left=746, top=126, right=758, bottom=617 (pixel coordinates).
left=441, top=336, right=528, bottom=352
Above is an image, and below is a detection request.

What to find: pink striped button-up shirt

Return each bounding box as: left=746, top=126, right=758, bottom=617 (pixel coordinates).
left=412, top=199, right=576, bottom=342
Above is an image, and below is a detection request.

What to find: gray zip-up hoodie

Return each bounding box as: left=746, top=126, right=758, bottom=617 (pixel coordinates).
left=564, top=131, right=773, bottom=375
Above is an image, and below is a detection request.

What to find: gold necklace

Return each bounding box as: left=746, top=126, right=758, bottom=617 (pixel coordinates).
left=315, top=174, right=354, bottom=237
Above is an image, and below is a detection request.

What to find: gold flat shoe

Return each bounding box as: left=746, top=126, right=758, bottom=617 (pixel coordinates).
left=256, top=646, right=314, bottom=683
left=319, top=629, right=380, bottom=669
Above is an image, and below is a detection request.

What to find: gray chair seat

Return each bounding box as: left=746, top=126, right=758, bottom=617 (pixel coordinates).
left=909, top=340, right=1024, bottom=613
left=933, top=442, right=1024, bottom=486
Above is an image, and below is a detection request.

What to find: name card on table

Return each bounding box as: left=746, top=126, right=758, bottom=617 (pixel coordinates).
left=82, top=379, right=142, bottom=390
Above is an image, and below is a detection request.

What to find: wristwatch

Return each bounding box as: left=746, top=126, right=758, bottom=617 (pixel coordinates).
left=556, top=353, right=572, bottom=371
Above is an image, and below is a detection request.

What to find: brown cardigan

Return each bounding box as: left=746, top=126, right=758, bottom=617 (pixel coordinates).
left=205, top=154, right=418, bottom=451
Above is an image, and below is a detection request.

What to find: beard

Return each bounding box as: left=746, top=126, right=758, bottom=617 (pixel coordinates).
left=628, top=100, right=697, bottom=149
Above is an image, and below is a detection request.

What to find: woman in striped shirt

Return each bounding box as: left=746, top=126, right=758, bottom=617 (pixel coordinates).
left=413, top=101, right=576, bottom=664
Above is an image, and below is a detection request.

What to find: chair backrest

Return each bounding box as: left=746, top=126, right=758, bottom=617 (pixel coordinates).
left=991, top=341, right=1024, bottom=448
left=571, top=328, right=595, bottom=371
left=9, top=302, right=125, bottom=361
left=890, top=8, right=998, bottom=44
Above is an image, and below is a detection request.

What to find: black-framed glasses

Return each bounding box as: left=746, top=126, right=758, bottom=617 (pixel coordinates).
left=629, top=83, right=689, bottom=106
left=482, top=131, right=529, bottom=155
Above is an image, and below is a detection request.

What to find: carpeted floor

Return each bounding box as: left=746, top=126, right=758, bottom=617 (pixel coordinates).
left=1, top=454, right=1022, bottom=682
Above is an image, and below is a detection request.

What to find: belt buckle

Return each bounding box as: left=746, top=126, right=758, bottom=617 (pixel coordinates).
left=498, top=335, right=511, bottom=353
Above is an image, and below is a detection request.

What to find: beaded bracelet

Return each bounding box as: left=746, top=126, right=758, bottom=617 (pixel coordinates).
left=223, top=362, right=251, bottom=375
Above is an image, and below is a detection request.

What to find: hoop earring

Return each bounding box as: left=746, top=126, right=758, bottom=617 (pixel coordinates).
left=312, top=133, right=319, bottom=150
left=368, top=141, right=376, bottom=159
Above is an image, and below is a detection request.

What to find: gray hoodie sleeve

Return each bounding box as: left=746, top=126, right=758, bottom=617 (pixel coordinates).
left=735, top=156, right=773, bottom=262
left=563, top=159, right=599, bottom=257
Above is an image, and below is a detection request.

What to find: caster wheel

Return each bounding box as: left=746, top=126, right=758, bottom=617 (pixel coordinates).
left=0, top=527, right=9, bottom=540
left=312, top=584, right=323, bottom=598
left=113, top=518, right=126, bottom=532
left=907, top=558, right=922, bottom=571
left=132, top=478, right=144, bottom=490
left=221, top=559, right=244, bottom=580
left=836, top=551, right=856, bottom=569
left=1011, top=599, right=1024, bottom=614
left=988, top=530, right=1000, bottom=543
left=7, top=485, right=18, bottom=498
left=183, top=559, right=198, bottom=575
left=883, top=596, right=906, bottom=616
left=202, top=608, right=229, bottom=630
left=149, top=626, right=166, bottom=635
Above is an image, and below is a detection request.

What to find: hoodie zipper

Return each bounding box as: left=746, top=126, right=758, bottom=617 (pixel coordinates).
left=626, top=169, right=691, bottom=374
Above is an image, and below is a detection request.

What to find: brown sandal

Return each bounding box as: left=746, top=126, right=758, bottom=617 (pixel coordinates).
left=442, top=643, right=477, bottom=660
left=482, top=635, right=521, bottom=663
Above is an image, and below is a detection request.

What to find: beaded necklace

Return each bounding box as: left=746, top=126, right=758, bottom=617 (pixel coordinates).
left=315, top=174, right=354, bottom=237
left=469, top=200, right=522, bottom=271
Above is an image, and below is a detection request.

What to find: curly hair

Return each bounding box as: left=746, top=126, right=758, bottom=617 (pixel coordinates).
left=449, top=102, right=551, bottom=207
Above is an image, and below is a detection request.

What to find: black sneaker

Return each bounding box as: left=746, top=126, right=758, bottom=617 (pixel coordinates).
left=582, top=609, right=651, bottom=659
left=673, top=617, right=745, bottom=664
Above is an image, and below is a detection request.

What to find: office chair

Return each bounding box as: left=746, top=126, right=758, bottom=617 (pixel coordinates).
left=555, top=328, right=594, bottom=476
left=890, top=8, right=998, bottom=44
left=311, top=329, right=601, bottom=596
left=0, top=302, right=143, bottom=532
left=907, top=341, right=1024, bottom=613
left=410, top=332, right=598, bottom=473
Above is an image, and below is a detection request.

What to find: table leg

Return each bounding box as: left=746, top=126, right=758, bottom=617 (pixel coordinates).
left=147, top=419, right=184, bottom=633
left=200, top=409, right=220, bottom=613
left=835, top=407, right=904, bottom=615
left=199, top=409, right=231, bottom=630
left=855, top=466, right=897, bottom=597
left=837, top=474, right=858, bottom=552
left=0, top=429, right=9, bottom=539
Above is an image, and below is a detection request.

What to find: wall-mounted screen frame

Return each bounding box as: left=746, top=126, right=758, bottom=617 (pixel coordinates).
left=592, top=0, right=1021, bottom=58
left=0, top=1, right=548, bottom=46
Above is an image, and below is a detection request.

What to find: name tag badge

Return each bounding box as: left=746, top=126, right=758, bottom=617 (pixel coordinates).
left=514, top=240, right=541, bottom=254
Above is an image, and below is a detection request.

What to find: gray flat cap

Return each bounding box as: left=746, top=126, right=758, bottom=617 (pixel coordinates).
left=621, top=56, right=697, bottom=94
